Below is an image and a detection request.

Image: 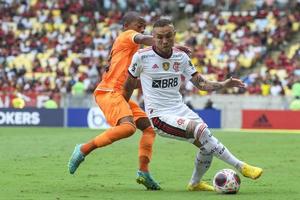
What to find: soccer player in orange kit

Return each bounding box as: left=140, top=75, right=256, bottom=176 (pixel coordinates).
left=68, top=12, right=189, bottom=190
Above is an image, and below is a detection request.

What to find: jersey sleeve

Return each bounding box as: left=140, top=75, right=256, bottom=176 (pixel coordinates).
left=182, top=53, right=197, bottom=80
left=123, top=30, right=139, bottom=47
left=128, top=52, right=142, bottom=78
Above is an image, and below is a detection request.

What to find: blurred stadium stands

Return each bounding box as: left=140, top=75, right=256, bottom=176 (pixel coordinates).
left=0, top=0, right=300, bottom=108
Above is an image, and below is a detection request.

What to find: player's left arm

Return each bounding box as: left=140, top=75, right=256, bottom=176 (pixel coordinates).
left=190, top=73, right=245, bottom=91
left=134, top=34, right=154, bottom=46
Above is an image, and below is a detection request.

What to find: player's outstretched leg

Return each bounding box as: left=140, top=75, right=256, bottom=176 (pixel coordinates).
left=240, top=163, right=263, bottom=179
left=197, top=127, right=264, bottom=179
left=68, top=144, right=85, bottom=174
left=136, top=170, right=161, bottom=190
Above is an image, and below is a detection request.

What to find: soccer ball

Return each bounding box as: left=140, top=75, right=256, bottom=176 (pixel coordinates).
left=213, top=169, right=241, bottom=194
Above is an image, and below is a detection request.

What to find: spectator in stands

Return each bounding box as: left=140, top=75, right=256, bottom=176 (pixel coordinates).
left=270, top=80, right=285, bottom=96
left=289, top=96, right=300, bottom=110
left=291, top=79, right=300, bottom=97
left=0, top=0, right=299, bottom=100
left=204, top=98, right=216, bottom=109
left=261, top=80, right=271, bottom=96
left=248, top=80, right=262, bottom=95
left=12, top=97, right=25, bottom=109
left=264, top=55, right=277, bottom=69
left=43, top=93, right=58, bottom=109
left=71, top=77, right=85, bottom=96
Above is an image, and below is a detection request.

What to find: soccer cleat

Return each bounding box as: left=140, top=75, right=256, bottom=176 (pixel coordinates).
left=68, top=144, right=85, bottom=174
left=241, top=163, right=263, bottom=180
left=187, top=181, right=214, bottom=191
left=136, top=170, right=161, bottom=190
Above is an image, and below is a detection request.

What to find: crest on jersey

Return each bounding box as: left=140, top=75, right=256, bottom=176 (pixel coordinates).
left=162, top=62, right=170, bottom=71
left=173, top=62, right=180, bottom=72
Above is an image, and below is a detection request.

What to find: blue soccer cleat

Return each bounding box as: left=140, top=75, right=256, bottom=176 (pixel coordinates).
left=136, top=170, right=161, bottom=190
left=68, top=144, right=85, bottom=174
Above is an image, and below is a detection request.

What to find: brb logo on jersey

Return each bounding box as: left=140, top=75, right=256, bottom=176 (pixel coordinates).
left=152, top=77, right=178, bottom=88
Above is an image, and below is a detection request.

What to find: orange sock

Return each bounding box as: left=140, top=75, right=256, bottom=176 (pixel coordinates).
left=139, top=126, right=156, bottom=172
left=81, top=122, right=136, bottom=155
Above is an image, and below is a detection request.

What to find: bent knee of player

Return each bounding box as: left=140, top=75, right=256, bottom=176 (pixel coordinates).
left=136, top=117, right=152, bottom=131
left=118, top=121, right=137, bottom=137
left=193, top=122, right=208, bottom=140
left=187, top=120, right=197, bottom=138
left=127, top=123, right=137, bottom=136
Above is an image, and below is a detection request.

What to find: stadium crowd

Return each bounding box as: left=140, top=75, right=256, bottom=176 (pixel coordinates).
left=0, top=0, right=300, bottom=108
left=183, top=3, right=300, bottom=96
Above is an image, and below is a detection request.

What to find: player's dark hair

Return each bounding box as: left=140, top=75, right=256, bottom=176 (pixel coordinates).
left=153, top=18, right=173, bottom=28
left=122, top=11, right=140, bottom=26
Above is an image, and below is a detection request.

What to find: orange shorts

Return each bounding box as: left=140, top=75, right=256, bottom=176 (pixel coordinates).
left=95, top=91, right=148, bottom=126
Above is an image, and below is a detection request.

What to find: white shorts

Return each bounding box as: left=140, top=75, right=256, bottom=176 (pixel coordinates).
left=150, top=105, right=207, bottom=143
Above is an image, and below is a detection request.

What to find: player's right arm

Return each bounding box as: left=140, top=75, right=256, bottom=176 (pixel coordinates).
left=123, top=52, right=141, bottom=101
left=134, top=34, right=154, bottom=46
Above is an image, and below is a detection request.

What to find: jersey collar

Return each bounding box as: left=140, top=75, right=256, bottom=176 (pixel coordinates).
left=152, top=46, right=173, bottom=59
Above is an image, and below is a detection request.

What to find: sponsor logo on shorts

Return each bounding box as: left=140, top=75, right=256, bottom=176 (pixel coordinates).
left=177, top=118, right=185, bottom=126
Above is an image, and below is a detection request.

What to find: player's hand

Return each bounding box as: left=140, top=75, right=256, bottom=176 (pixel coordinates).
left=223, top=77, right=245, bottom=88
left=175, top=45, right=192, bottom=56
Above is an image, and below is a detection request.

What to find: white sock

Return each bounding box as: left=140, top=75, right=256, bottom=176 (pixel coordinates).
left=189, top=150, right=213, bottom=185
left=198, top=128, right=244, bottom=170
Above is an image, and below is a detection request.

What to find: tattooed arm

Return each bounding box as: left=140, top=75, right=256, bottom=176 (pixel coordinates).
left=190, top=72, right=245, bottom=91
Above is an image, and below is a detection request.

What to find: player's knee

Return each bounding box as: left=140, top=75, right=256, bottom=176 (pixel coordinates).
left=193, top=122, right=208, bottom=140
left=118, top=122, right=136, bottom=138
left=136, top=117, right=151, bottom=130
left=126, top=123, right=136, bottom=136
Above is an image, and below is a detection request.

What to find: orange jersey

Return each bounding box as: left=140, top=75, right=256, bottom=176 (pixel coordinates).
left=95, top=30, right=140, bottom=93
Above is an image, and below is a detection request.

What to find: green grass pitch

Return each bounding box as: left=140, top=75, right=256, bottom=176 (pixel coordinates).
left=0, top=127, right=300, bottom=200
